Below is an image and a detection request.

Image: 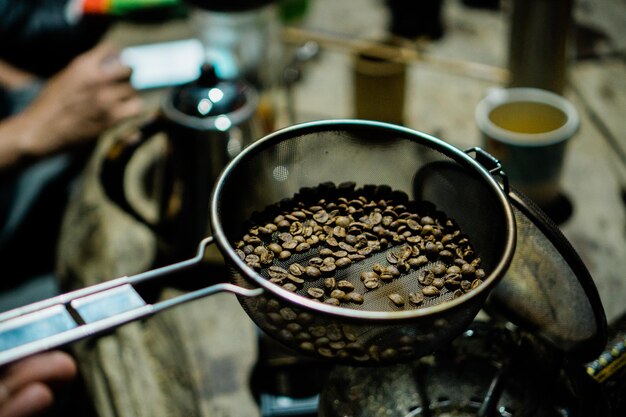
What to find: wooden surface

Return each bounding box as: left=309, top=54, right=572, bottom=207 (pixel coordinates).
left=55, top=0, right=626, bottom=415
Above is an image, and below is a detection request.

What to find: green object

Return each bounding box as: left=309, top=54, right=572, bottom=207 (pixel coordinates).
left=109, top=0, right=181, bottom=14
left=279, top=0, right=309, bottom=23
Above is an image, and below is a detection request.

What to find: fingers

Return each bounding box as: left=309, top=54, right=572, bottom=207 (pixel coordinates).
left=96, top=83, right=145, bottom=123
left=71, top=42, right=133, bottom=83
left=0, top=351, right=76, bottom=395
left=0, top=383, right=53, bottom=417
left=0, top=352, right=76, bottom=417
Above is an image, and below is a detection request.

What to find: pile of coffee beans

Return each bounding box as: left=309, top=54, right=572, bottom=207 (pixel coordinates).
left=234, top=182, right=485, bottom=311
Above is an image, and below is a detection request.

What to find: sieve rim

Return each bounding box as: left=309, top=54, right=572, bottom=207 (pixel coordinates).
left=211, top=119, right=516, bottom=321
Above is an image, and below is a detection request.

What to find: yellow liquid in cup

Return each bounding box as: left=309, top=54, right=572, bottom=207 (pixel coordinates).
left=488, top=101, right=568, bottom=137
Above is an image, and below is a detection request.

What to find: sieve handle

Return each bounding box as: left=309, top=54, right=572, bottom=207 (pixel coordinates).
left=0, top=237, right=263, bottom=367
left=465, top=147, right=510, bottom=194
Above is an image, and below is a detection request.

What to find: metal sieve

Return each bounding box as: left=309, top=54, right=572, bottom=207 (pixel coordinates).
left=0, top=120, right=516, bottom=366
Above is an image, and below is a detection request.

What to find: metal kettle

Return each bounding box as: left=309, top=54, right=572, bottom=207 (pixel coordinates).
left=101, top=64, right=261, bottom=259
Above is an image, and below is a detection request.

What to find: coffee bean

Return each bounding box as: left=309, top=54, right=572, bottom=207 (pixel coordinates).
left=305, top=266, right=321, bottom=279
left=418, top=270, right=435, bottom=286
left=337, top=280, right=355, bottom=292
left=289, top=263, right=306, bottom=276
left=347, top=292, right=364, bottom=304
left=388, top=293, right=405, bottom=307
left=422, top=285, right=440, bottom=297
left=324, top=298, right=341, bottom=306
left=363, top=277, right=380, bottom=290
left=307, top=287, right=325, bottom=299
left=360, top=271, right=379, bottom=282
left=324, top=277, right=336, bottom=292
left=335, top=257, right=352, bottom=268
left=330, top=289, right=346, bottom=301
left=408, top=292, right=424, bottom=305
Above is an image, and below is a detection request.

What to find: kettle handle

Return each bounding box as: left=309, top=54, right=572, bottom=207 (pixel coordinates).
left=100, top=117, right=170, bottom=229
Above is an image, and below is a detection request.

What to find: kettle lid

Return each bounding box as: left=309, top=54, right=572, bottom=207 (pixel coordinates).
left=163, top=63, right=258, bottom=130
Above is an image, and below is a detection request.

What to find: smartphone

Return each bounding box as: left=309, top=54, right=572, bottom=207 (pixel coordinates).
left=120, top=38, right=204, bottom=90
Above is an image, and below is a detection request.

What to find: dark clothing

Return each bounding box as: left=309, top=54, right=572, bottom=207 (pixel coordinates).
left=0, top=0, right=106, bottom=290
left=0, top=0, right=110, bottom=77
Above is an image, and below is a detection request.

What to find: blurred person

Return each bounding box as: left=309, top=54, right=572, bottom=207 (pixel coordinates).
left=0, top=351, right=77, bottom=417
left=0, top=1, right=144, bottom=309
left=0, top=43, right=143, bottom=305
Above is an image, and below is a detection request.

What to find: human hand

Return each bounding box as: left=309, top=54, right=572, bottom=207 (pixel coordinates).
left=20, top=42, right=144, bottom=158
left=0, top=351, right=77, bottom=417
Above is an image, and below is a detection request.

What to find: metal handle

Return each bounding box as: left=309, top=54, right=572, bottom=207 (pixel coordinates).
left=465, top=147, right=510, bottom=194
left=0, top=237, right=263, bottom=367
left=100, top=117, right=170, bottom=229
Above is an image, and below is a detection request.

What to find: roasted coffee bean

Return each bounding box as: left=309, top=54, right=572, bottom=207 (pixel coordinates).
left=329, top=341, right=346, bottom=350
left=266, top=299, right=281, bottom=312
left=432, top=278, right=445, bottom=289
left=289, top=263, right=306, bottom=276
left=335, top=216, right=351, bottom=228
left=286, top=274, right=305, bottom=285
left=422, top=285, right=440, bottom=297
left=318, top=348, right=335, bottom=358
left=268, top=243, right=283, bottom=254
left=337, top=280, right=355, bottom=292
left=326, top=326, right=343, bottom=341
left=431, top=263, right=447, bottom=276
left=346, top=342, right=365, bottom=354
left=313, top=210, right=329, bottom=223
left=421, top=216, right=434, bottom=225
left=461, top=263, right=476, bottom=276
left=300, top=342, right=315, bottom=353
left=386, top=265, right=400, bottom=277
left=296, top=332, right=312, bottom=342
left=268, top=266, right=288, bottom=278
left=295, top=242, right=311, bottom=252
left=324, top=298, right=340, bottom=306
left=348, top=253, right=366, bottom=261
left=418, top=270, right=435, bottom=286
left=363, top=277, right=380, bottom=290
left=245, top=254, right=260, bottom=264
left=296, top=312, right=314, bottom=326
left=388, top=293, right=405, bottom=307
left=360, top=271, right=379, bottom=281
left=324, top=277, right=336, bottom=292
left=237, top=183, right=484, bottom=322
left=307, top=287, right=325, bottom=299
left=381, top=348, right=398, bottom=361
left=320, top=262, right=336, bottom=274
left=347, top=292, right=364, bottom=304
left=335, top=257, right=352, bottom=268
left=444, top=273, right=462, bottom=287
left=286, top=322, right=303, bottom=333
left=305, top=266, right=322, bottom=279
left=267, top=312, right=284, bottom=325
left=447, top=265, right=462, bottom=275
left=282, top=240, right=298, bottom=250
left=310, top=326, right=326, bottom=337
left=330, top=289, right=346, bottom=301
left=280, top=308, right=297, bottom=321
left=408, top=292, right=424, bottom=305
